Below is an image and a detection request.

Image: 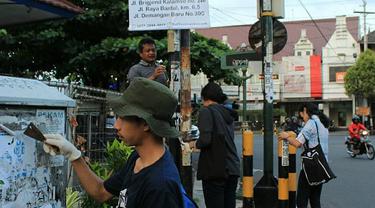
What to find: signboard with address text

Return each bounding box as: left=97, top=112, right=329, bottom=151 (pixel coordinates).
left=129, top=0, right=210, bottom=31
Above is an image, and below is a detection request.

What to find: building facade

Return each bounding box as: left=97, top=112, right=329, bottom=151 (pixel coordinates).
left=194, top=16, right=360, bottom=126
left=322, top=16, right=360, bottom=127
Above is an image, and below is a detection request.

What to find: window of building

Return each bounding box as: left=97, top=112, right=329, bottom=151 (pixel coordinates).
left=306, top=51, right=310, bottom=56
left=297, top=51, right=302, bottom=56
left=329, top=66, right=349, bottom=82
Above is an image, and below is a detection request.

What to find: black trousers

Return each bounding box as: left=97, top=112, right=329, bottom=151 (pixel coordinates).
left=202, top=175, right=238, bottom=208
left=297, top=171, right=323, bottom=208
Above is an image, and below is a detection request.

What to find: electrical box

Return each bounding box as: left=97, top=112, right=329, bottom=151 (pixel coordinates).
left=257, top=0, right=285, bottom=19
left=0, top=76, right=75, bottom=208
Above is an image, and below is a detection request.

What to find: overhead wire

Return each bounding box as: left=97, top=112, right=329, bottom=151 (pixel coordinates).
left=209, top=12, right=231, bottom=26
left=297, top=0, right=353, bottom=65
left=210, top=5, right=249, bottom=25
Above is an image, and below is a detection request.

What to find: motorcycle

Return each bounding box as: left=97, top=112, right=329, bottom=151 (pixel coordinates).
left=345, top=130, right=375, bottom=160
left=328, top=120, right=336, bottom=132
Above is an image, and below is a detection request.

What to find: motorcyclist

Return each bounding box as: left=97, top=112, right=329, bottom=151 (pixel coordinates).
left=348, top=115, right=367, bottom=150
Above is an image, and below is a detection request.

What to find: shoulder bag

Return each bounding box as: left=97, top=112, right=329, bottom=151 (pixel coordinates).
left=301, top=120, right=336, bottom=186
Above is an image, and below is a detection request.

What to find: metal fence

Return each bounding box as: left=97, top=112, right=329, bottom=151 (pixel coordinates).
left=45, top=81, right=122, bottom=163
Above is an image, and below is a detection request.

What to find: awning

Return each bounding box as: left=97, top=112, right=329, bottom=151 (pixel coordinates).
left=0, top=75, right=76, bottom=107
left=0, top=0, right=83, bottom=26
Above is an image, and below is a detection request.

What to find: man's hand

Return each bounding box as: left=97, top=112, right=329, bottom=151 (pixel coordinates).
left=149, top=65, right=166, bottom=80
left=43, top=134, right=81, bottom=162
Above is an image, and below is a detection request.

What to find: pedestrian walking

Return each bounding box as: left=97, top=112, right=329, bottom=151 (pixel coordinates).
left=189, top=82, right=240, bottom=208
left=278, top=103, right=330, bottom=208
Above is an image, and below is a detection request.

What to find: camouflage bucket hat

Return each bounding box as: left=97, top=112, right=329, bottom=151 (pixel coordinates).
left=108, top=77, right=179, bottom=138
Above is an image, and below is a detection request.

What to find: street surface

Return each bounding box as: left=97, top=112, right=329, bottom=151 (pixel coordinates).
left=193, top=131, right=375, bottom=208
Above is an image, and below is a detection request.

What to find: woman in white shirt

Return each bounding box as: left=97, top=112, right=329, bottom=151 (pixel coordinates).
left=278, top=103, right=330, bottom=208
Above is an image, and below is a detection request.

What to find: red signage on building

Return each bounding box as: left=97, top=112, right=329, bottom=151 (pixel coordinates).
left=310, top=55, right=322, bottom=98
left=295, top=65, right=305, bottom=71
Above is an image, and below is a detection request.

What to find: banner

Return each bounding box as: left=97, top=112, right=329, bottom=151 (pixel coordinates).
left=129, top=0, right=210, bottom=31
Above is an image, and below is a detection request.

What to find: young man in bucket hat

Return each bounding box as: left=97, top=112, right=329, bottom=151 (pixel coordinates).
left=42, top=77, right=191, bottom=207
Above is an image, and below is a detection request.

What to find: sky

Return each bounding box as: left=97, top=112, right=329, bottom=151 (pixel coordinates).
left=210, top=0, right=375, bottom=36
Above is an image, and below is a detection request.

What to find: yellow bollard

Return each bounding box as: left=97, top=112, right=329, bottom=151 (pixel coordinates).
left=243, top=130, right=254, bottom=208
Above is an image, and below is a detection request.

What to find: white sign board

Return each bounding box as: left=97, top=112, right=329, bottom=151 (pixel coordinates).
left=129, top=0, right=210, bottom=31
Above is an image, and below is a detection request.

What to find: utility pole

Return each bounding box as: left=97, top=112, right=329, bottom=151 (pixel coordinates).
left=180, top=29, right=193, bottom=197
left=354, top=0, right=375, bottom=125
left=354, top=0, right=375, bottom=51
left=254, top=0, right=278, bottom=207
left=167, top=30, right=183, bottom=176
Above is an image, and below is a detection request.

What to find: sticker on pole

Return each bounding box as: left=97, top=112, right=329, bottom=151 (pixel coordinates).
left=264, top=42, right=273, bottom=104
left=129, top=0, right=210, bottom=31
left=282, top=140, right=289, bottom=166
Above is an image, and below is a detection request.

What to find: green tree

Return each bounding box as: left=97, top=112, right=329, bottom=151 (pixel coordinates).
left=0, top=0, right=238, bottom=88
left=345, top=49, right=375, bottom=98
left=191, top=33, right=241, bottom=85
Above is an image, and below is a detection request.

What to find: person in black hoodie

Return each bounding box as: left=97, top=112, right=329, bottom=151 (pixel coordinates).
left=189, top=82, right=240, bottom=208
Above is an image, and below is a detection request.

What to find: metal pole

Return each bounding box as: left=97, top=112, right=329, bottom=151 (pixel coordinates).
left=262, top=0, right=274, bottom=180
left=88, top=115, right=92, bottom=159
left=243, top=68, right=247, bottom=123
left=180, top=29, right=193, bottom=197
left=254, top=0, right=278, bottom=207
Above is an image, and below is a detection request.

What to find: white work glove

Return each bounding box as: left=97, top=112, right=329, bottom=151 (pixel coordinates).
left=43, top=134, right=81, bottom=162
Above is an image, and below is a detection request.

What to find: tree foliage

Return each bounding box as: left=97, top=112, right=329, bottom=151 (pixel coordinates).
left=345, top=49, right=375, bottom=98
left=0, top=0, right=238, bottom=88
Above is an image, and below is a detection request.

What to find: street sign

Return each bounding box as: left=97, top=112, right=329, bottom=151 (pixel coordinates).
left=128, top=0, right=210, bottom=31
left=221, top=51, right=261, bottom=69
left=248, top=19, right=287, bottom=54
left=356, top=107, right=370, bottom=116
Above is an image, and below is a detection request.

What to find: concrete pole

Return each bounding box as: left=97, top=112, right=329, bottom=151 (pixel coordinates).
left=363, top=0, right=368, bottom=51
left=180, top=29, right=193, bottom=197
left=167, top=30, right=183, bottom=176
left=354, top=0, right=375, bottom=51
